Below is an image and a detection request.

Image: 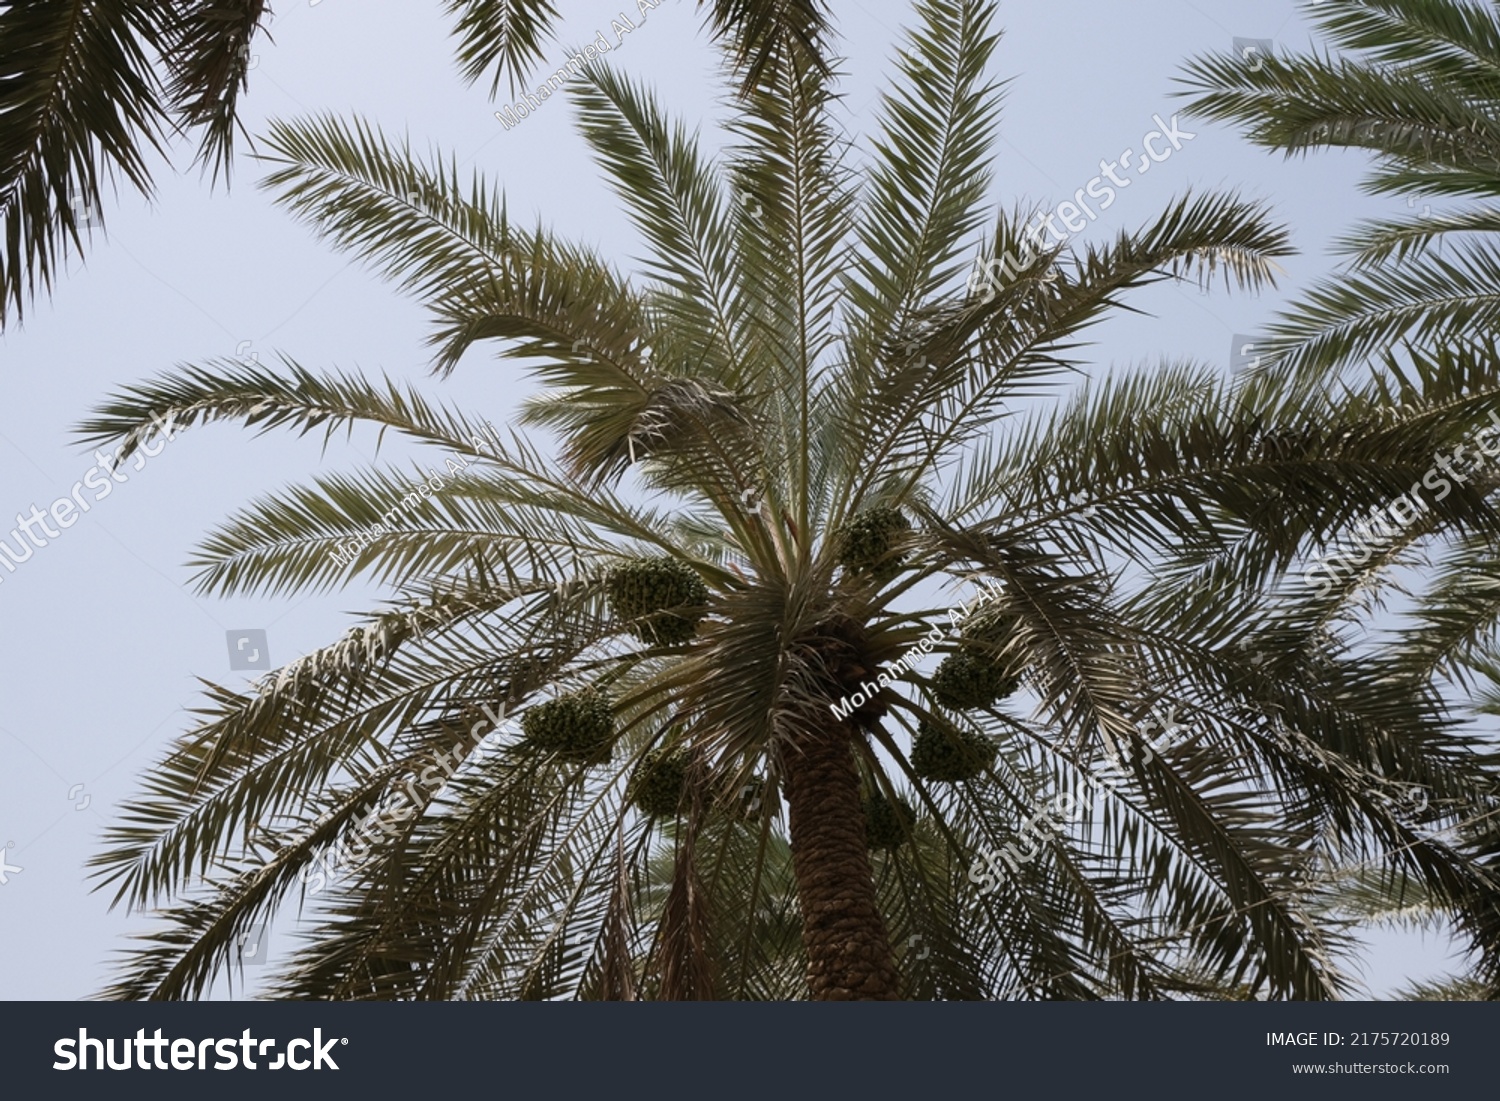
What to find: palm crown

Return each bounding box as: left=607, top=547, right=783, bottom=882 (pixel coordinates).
left=83, top=0, right=1500, bottom=1000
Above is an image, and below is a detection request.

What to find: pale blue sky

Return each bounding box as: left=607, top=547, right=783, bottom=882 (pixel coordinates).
left=0, top=0, right=1458, bottom=998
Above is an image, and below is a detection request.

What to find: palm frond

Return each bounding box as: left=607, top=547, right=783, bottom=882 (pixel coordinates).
left=161, top=0, right=271, bottom=180
left=0, top=0, right=169, bottom=327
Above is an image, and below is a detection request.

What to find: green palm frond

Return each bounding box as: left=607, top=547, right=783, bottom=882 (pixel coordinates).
left=443, top=0, right=831, bottom=98
left=839, top=191, right=1292, bottom=508
left=1394, top=974, right=1492, bottom=1000
left=844, top=0, right=1006, bottom=360
left=444, top=0, right=562, bottom=98
left=255, top=117, right=771, bottom=508
left=1337, top=205, right=1500, bottom=267
left=91, top=589, right=589, bottom=913
left=702, top=0, right=830, bottom=92
left=0, top=0, right=169, bottom=327
left=1178, top=0, right=1500, bottom=380
left=77, top=355, right=512, bottom=464
left=258, top=114, right=640, bottom=375
left=161, top=0, right=271, bottom=179
left=1308, top=0, right=1500, bottom=91
left=726, top=32, right=856, bottom=535
left=570, top=65, right=745, bottom=378
left=0, top=0, right=823, bottom=329
left=1254, top=245, right=1500, bottom=379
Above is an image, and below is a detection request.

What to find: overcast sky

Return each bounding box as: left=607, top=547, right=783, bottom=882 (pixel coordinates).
left=0, top=0, right=1454, bottom=999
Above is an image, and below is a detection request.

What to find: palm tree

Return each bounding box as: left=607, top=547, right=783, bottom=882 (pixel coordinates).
left=84, top=0, right=1500, bottom=1001
left=0, top=0, right=827, bottom=329
left=1179, top=0, right=1500, bottom=948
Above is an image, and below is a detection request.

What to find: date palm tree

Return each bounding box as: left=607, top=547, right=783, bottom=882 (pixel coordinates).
left=84, top=0, right=1500, bottom=1000
left=1179, top=0, right=1500, bottom=934
left=0, top=0, right=827, bottom=329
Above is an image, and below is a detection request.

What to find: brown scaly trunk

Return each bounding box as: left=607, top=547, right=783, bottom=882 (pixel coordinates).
left=782, top=718, right=901, bottom=1000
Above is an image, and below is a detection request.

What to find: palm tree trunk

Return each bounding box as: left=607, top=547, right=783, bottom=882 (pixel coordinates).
left=782, top=719, right=900, bottom=1000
